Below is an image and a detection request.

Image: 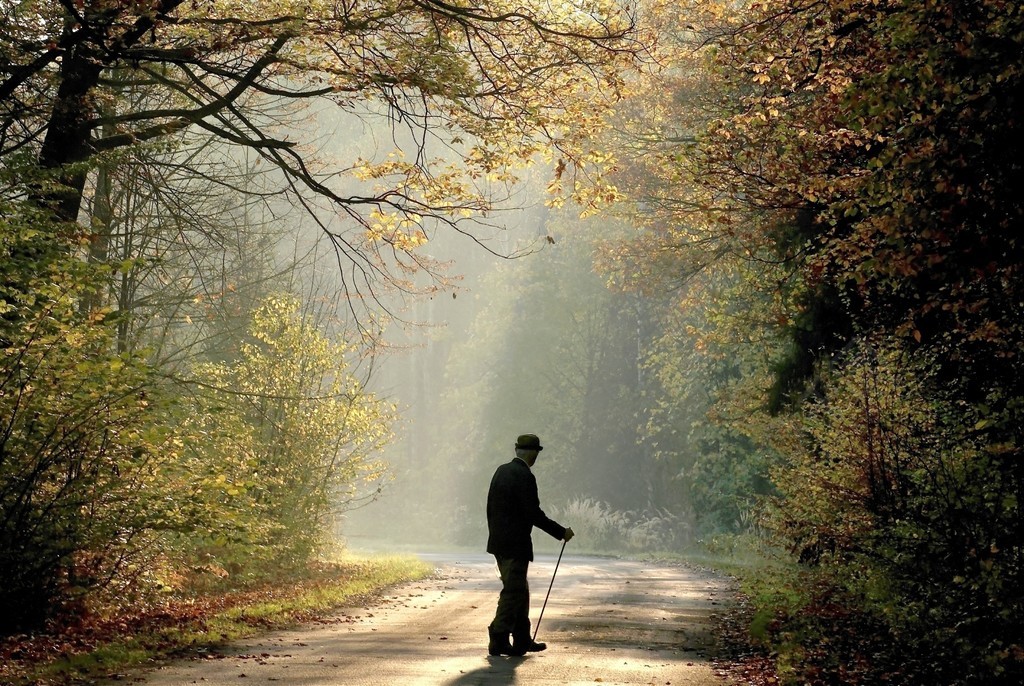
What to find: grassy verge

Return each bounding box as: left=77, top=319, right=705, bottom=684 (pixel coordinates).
left=655, top=536, right=793, bottom=685
left=0, top=554, right=433, bottom=685
left=680, top=535, right=907, bottom=686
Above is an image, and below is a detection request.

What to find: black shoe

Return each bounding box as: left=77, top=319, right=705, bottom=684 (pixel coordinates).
left=488, top=631, right=515, bottom=656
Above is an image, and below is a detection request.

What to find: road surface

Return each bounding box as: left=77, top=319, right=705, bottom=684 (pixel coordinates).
left=125, top=553, right=733, bottom=686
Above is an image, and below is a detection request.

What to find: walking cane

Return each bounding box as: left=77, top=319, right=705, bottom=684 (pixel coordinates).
left=533, top=539, right=567, bottom=643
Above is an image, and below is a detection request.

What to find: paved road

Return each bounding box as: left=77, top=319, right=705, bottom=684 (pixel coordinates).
left=128, top=553, right=732, bottom=686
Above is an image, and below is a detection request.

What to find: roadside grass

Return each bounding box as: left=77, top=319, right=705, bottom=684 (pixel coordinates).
left=667, top=534, right=806, bottom=637
left=673, top=535, right=884, bottom=686
left=0, top=554, right=433, bottom=686
left=632, top=538, right=926, bottom=685
left=629, top=535, right=795, bottom=685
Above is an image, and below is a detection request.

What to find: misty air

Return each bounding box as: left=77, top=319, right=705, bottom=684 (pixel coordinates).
left=1, top=1, right=1020, bottom=685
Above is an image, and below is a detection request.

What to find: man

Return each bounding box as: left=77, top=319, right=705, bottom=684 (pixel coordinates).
left=486, top=433, right=574, bottom=657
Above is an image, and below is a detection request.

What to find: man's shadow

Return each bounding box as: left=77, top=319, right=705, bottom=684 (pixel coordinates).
left=443, top=655, right=527, bottom=685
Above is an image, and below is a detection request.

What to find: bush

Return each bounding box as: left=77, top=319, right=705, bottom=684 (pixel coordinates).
left=553, top=497, right=691, bottom=553
left=0, top=219, right=170, bottom=632
left=174, top=295, right=395, bottom=569
left=767, top=340, right=1024, bottom=684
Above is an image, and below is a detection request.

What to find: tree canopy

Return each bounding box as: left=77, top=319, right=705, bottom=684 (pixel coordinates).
left=2, top=0, right=643, bottom=249
left=594, top=0, right=1023, bottom=683
left=0, top=0, right=649, bottom=632
left=4, top=1, right=1024, bottom=682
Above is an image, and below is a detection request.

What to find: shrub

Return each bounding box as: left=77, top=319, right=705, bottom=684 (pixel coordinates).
left=767, top=340, right=1024, bottom=684
left=0, top=217, right=170, bottom=632
left=553, top=498, right=690, bottom=553
left=175, top=295, right=395, bottom=570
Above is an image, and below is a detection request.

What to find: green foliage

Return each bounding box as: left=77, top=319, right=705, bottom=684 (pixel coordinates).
left=643, top=337, right=779, bottom=539
left=618, top=252, right=786, bottom=540
left=769, top=340, right=1022, bottom=684
left=176, top=294, right=395, bottom=569
left=0, top=207, right=172, bottom=632
left=0, top=194, right=397, bottom=628
left=600, top=0, right=1024, bottom=681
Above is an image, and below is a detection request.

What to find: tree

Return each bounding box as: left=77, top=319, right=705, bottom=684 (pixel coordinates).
left=182, top=293, right=395, bottom=567
left=81, top=133, right=290, bottom=358
left=2, top=0, right=645, bottom=312
left=0, top=0, right=649, bottom=630
left=586, top=7, right=796, bottom=540
left=0, top=190, right=171, bottom=631
left=602, top=0, right=1024, bottom=682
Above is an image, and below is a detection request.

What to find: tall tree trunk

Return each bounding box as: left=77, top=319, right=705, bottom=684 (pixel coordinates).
left=35, top=37, right=104, bottom=224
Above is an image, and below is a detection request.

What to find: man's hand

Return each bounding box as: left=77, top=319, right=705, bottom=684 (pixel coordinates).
left=563, top=527, right=575, bottom=542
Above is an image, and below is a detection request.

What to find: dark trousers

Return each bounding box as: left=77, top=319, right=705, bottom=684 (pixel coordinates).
left=489, top=556, right=531, bottom=639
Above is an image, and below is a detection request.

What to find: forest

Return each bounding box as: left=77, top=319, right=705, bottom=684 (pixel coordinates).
left=1, top=0, right=1021, bottom=684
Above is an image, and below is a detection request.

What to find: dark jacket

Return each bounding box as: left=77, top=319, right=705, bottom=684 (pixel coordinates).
left=486, top=457, right=566, bottom=561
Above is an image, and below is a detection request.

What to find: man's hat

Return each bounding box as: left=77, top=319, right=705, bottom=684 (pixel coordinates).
left=515, top=434, right=543, bottom=451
